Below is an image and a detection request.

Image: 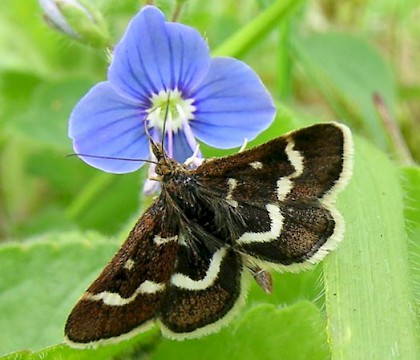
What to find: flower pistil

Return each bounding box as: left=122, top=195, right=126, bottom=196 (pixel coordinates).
left=146, top=88, right=196, bottom=159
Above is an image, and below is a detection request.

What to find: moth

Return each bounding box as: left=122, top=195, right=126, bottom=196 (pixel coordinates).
left=65, top=122, right=353, bottom=348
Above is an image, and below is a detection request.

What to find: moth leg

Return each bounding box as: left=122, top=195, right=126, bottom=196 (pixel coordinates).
left=250, top=265, right=273, bottom=294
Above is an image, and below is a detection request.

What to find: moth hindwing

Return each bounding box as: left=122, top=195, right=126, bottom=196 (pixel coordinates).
left=65, top=122, right=353, bottom=347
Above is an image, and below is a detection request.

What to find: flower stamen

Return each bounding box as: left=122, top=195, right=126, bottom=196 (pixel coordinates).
left=146, top=89, right=196, bottom=133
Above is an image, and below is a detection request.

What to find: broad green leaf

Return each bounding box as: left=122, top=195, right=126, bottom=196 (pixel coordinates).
left=0, top=15, right=48, bottom=75
left=323, top=136, right=418, bottom=359
left=152, top=302, right=328, bottom=360
left=1, top=303, right=327, bottom=360
left=247, top=265, right=323, bottom=309
left=1, top=332, right=158, bottom=360
left=293, top=33, right=396, bottom=150
left=9, top=79, right=94, bottom=152
left=0, top=72, right=41, bottom=121
left=402, top=166, right=420, bottom=235
left=401, top=166, right=420, bottom=329
left=0, top=233, right=119, bottom=355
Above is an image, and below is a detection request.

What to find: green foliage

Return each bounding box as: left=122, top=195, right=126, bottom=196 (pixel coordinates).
left=0, top=0, right=418, bottom=359
left=152, top=302, right=329, bottom=360
left=293, top=32, right=396, bottom=150
left=0, top=233, right=119, bottom=354
left=324, top=138, right=417, bottom=359
left=0, top=231, right=327, bottom=358
left=401, top=166, right=420, bottom=331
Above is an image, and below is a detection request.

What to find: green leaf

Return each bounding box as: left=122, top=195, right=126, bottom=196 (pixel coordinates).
left=0, top=233, right=119, bottom=355
left=401, top=166, right=420, bottom=329
left=1, top=331, right=159, bottom=360
left=152, top=302, right=329, bottom=360
left=0, top=72, right=41, bottom=120
left=323, top=136, right=418, bottom=359
left=293, top=33, right=396, bottom=150
left=402, top=166, right=420, bottom=235
left=9, top=79, right=94, bottom=151
left=0, top=15, right=48, bottom=75
left=247, top=265, right=323, bottom=308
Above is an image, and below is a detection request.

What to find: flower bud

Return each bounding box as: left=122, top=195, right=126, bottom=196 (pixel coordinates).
left=39, top=0, right=110, bottom=48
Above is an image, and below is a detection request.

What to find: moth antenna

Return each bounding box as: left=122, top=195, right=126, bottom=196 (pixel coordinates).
left=66, top=153, right=158, bottom=165
left=160, top=91, right=172, bottom=161
left=143, top=109, right=164, bottom=161
left=143, top=92, right=172, bottom=161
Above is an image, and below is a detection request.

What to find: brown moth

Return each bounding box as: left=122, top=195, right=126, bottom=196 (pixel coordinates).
left=65, top=122, right=353, bottom=348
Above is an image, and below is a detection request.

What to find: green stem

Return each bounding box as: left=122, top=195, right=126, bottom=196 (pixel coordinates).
left=172, top=0, right=187, bottom=22
left=65, top=172, right=115, bottom=221
left=212, top=0, right=304, bottom=58
left=373, top=93, right=414, bottom=166
left=277, top=19, right=292, bottom=99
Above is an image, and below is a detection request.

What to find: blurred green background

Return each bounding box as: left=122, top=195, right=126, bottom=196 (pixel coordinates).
left=0, top=0, right=418, bottom=359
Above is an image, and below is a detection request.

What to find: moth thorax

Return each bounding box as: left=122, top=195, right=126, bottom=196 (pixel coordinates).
left=156, top=158, right=181, bottom=177
left=163, top=172, right=198, bottom=207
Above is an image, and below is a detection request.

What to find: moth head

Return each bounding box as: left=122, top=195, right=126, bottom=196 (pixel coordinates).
left=155, top=157, right=180, bottom=177
left=150, top=139, right=165, bottom=162
left=146, top=138, right=181, bottom=176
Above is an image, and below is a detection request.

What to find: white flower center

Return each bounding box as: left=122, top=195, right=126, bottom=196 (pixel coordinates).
left=146, top=89, right=196, bottom=133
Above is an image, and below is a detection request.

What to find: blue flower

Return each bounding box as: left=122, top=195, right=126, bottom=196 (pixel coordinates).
left=69, top=6, right=276, bottom=174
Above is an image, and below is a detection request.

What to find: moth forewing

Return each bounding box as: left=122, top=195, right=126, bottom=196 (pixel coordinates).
left=65, top=200, right=179, bottom=347
left=194, top=122, right=353, bottom=271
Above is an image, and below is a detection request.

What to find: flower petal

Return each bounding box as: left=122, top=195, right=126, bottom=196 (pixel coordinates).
left=167, top=130, right=195, bottom=163
left=190, top=57, right=276, bottom=148
left=108, top=6, right=211, bottom=102
left=165, top=22, right=211, bottom=93
left=69, top=82, right=149, bottom=173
